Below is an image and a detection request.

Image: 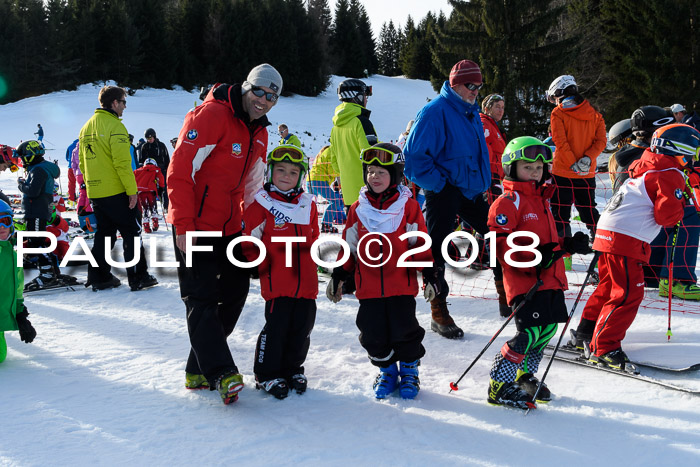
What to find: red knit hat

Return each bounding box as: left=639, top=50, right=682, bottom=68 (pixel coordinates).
left=449, top=60, right=482, bottom=87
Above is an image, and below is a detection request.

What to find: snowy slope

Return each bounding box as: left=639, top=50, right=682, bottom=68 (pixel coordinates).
left=1, top=79, right=700, bottom=466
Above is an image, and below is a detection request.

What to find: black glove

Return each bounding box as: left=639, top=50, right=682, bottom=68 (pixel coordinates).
left=422, top=266, right=442, bottom=302
left=536, top=242, right=559, bottom=269
left=563, top=232, right=592, bottom=255
left=249, top=265, right=260, bottom=280
left=326, top=266, right=351, bottom=303
left=16, top=307, right=37, bottom=343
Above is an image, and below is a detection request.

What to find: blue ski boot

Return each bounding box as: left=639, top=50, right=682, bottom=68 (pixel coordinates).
left=399, top=360, right=420, bottom=400
left=373, top=363, right=398, bottom=399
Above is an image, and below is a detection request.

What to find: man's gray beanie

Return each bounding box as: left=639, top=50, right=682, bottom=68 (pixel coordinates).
left=242, top=63, right=283, bottom=96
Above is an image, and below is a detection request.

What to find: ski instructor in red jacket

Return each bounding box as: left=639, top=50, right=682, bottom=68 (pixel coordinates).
left=167, top=63, right=282, bottom=405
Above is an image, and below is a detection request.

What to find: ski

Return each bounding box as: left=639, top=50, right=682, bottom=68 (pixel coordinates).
left=547, top=343, right=700, bottom=373
left=24, top=282, right=84, bottom=294
left=544, top=349, right=700, bottom=395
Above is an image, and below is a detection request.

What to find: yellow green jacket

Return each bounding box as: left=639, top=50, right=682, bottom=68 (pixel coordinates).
left=309, top=147, right=337, bottom=184
left=329, top=102, right=377, bottom=205
left=79, top=109, right=138, bottom=198
left=279, top=133, right=302, bottom=148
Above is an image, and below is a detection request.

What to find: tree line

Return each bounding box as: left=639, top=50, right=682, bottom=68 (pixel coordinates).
left=0, top=0, right=697, bottom=137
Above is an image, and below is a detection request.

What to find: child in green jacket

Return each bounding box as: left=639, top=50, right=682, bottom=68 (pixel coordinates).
left=0, top=199, right=37, bottom=363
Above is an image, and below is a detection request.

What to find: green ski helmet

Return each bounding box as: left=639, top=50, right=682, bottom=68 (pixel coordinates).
left=266, top=144, right=309, bottom=190
left=501, top=136, right=553, bottom=182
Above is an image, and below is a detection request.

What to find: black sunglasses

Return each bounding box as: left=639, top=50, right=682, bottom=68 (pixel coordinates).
left=250, top=86, right=279, bottom=103
left=464, top=82, right=484, bottom=91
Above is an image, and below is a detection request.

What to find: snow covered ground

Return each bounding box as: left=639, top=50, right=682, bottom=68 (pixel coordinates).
left=1, top=78, right=700, bottom=466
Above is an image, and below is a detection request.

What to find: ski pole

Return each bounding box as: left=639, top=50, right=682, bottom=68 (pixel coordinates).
left=526, top=251, right=601, bottom=414
left=666, top=222, right=680, bottom=341
left=449, top=277, right=543, bottom=393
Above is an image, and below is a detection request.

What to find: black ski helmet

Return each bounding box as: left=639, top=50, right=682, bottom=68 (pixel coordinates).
left=145, top=128, right=156, bottom=139
left=15, top=140, right=45, bottom=165
left=360, top=142, right=405, bottom=188
left=608, top=119, right=632, bottom=146
left=337, top=79, right=372, bottom=106
left=630, top=106, right=674, bottom=138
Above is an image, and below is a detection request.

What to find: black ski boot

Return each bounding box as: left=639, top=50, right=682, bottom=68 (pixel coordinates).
left=487, top=379, right=536, bottom=410
left=590, top=348, right=639, bottom=375
left=256, top=378, right=289, bottom=399
left=516, top=371, right=551, bottom=402
left=288, top=374, right=308, bottom=394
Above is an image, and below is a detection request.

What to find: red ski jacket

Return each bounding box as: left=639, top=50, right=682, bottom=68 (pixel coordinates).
left=480, top=113, right=507, bottom=180
left=167, top=83, right=269, bottom=236
left=243, top=188, right=320, bottom=301
left=134, top=164, right=165, bottom=193
left=593, top=150, right=688, bottom=262
left=340, top=186, right=433, bottom=299
left=488, top=179, right=568, bottom=304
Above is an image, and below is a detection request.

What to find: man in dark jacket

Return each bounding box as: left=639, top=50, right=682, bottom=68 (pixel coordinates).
left=168, top=63, right=282, bottom=405
left=139, top=128, right=170, bottom=210
left=404, top=59, right=492, bottom=339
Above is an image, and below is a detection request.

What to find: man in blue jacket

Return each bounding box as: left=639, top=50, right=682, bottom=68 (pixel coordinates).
left=404, top=59, right=491, bottom=339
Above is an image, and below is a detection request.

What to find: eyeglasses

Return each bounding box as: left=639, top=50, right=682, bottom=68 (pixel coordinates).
left=269, top=145, right=305, bottom=163
left=464, top=82, right=484, bottom=91
left=118, top=99, right=127, bottom=104
left=250, top=86, right=279, bottom=103
left=360, top=147, right=402, bottom=166
left=512, top=145, right=554, bottom=164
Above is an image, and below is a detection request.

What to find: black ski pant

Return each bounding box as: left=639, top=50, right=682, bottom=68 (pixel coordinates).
left=424, top=182, right=491, bottom=297
left=356, top=295, right=425, bottom=368
left=174, top=231, right=250, bottom=383
left=89, top=192, right=148, bottom=284
left=551, top=175, right=600, bottom=238
left=254, top=297, right=316, bottom=383
left=25, top=217, right=55, bottom=273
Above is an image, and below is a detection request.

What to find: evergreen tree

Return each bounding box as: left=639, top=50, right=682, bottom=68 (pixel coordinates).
left=571, top=0, right=699, bottom=123
left=435, top=0, right=575, bottom=137
left=377, top=21, right=402, bottom=76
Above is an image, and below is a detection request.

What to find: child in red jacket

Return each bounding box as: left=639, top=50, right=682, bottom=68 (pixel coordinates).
left=326, top=142, right=439, bottom=400
left=134, top=158, right=165, bottom=233
left=487, top=137, right=590, bottom=410
left=572, top=124, right=700, bottom=372
left=243, top=145, right=319, bottom=400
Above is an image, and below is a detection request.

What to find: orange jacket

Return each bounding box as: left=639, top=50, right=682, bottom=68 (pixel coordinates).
left=550, top=99, right=606, bottom=179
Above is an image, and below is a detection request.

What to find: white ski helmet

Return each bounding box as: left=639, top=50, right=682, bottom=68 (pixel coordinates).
left=546, top=75, right=577, bottom=103
left=144, top=158, right=158, bottom=167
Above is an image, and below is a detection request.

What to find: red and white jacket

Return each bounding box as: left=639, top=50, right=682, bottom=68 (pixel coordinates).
left=243, top=187, right=319, bottom=301
left=340, top=185, right=433, bottom=299
left=593, top=150, right=688, bottom=262
left=167, top=83, right=269, bottom=236
left=488, top=179, right=568, bottom=304
left=135, top=164, right=165, bottom=193
left=480, top=113, right=507, bottom=180
left=47, top=214, right=69, bottom=260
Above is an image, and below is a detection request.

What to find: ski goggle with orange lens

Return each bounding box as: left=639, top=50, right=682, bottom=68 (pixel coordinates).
left=0, top=214, right=13, bottom=228
left=268, top=146, right=305, bottom=164
left=3, top=161, right=19, bottom=172
left=360, top=147, right=403, bottom=166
